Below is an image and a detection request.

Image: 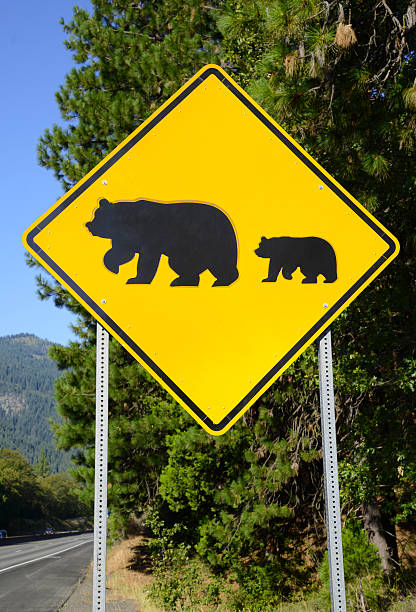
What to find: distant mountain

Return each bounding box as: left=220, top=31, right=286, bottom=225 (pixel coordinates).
left=0, top=333, right=72, bottom=472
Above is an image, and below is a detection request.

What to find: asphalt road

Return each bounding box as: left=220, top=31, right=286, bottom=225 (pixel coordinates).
left=0, top=532, right=93, bottom=611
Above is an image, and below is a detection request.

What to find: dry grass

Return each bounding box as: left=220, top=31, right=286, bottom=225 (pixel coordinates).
left=106, top=535, right=159, bottom=612
left=403, top=86, right=416, bottom=110
left=388, top=597, right=416, bottom=612
left=397, top=525, right=416, bottom=570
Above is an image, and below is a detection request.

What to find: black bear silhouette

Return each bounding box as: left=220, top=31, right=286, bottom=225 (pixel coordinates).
left=86, top=199, right=239, bottom=287
left=255, top=236, right=337, bottom=284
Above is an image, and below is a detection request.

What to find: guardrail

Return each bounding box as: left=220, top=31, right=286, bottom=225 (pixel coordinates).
left=0, top=529, right=93, bottom=546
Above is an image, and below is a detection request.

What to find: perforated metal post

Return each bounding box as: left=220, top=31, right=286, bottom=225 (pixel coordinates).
left=318, top=329, right=346, bottom=612
left=93, top=323, right=108, bottom=611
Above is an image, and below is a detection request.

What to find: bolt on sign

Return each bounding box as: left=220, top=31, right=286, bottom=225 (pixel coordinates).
left=23, top=65, right=399, bottom=435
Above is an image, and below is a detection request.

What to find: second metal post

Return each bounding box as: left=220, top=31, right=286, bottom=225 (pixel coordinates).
left=318, top=329, right=346, bottom=612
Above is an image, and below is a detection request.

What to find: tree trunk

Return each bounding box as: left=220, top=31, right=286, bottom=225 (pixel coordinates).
left=361, top=501, right=398, bottom=575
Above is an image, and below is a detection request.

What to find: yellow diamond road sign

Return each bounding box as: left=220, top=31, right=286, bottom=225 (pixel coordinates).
left=23, top=65, right=399, bottom=435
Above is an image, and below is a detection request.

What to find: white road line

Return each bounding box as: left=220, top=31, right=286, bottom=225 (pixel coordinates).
left=0, top=538, right=93, bottom=574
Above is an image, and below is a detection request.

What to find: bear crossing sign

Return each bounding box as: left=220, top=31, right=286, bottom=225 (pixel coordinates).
left=23, top=65, right=399, bottom=436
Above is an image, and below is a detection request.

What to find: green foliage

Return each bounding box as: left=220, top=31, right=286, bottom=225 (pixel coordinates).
left=39, top=472, right=89, bottom=519
left=145, top=510, right=205, bottom=610
left=50, top=324, right=191, bottom=520
left=35, top=448, right=51, bottom=477
left=38, top=0, right=222, bottom=191
left=227, top=562, right=292, bottom=611
left=145, top=509, right=295, bottom=611
left=320, top=522, right=382, bottom=586
left=0, top=448, right=88, bottom=532
left=318, top=522, right=384, bottom=610
left=157, top=395, right=318, bottom=569
left=0, top=448, right=44, bottom=526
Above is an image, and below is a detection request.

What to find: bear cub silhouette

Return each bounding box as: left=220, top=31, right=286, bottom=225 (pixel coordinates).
left=86, top=198, right=239, bottom=287
left=255, top=236, right=337, bottom=284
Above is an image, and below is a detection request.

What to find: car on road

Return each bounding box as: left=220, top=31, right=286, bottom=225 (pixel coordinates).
left=43, top=527, right=54, bottom=535
left=0, top=529, right=7, bottom=539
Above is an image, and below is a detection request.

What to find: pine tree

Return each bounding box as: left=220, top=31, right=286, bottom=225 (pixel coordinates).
left=216, top=0, right=416, bottom=574
left=35, top=448, right=51, bottom=477
left=34, top=0, right=223, bottom=526
left=0, top=449, right=43, bottom=528
left=38, top=0, right=222, bottom=190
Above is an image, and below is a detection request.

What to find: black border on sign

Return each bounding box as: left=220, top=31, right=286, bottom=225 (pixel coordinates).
left=27, top=66, right=397, bottom=433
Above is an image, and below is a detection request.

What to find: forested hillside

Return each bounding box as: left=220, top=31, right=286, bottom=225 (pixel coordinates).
left=0, top=334, right=71, bottom=472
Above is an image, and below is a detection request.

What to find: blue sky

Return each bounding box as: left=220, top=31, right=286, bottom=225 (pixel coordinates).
left=0, top=1, right=93, bottom=344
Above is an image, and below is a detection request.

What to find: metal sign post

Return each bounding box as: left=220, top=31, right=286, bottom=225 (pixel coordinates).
left=93, top=323, right=109, bottom=611
left=318, top=329, right=346, bottom=612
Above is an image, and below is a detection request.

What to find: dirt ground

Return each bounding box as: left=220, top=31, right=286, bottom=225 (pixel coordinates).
left=60, top=534, right=154, bottom=612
